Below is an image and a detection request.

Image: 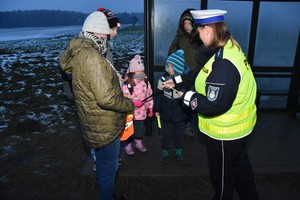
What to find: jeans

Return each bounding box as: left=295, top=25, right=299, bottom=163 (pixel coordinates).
left=95, top=137, right=120, bottom=200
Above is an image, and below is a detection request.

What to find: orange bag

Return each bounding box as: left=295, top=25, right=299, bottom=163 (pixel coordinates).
left=120, top=112, right=134, bottom=141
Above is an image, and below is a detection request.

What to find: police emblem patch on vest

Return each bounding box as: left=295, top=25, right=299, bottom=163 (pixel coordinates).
left=207, top=85, right=219, bottom=101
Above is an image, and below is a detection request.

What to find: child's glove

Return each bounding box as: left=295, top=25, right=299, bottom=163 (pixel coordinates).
left=148, top=108, right=153, bottom=117
left=133, top=100, right=144, bottom=108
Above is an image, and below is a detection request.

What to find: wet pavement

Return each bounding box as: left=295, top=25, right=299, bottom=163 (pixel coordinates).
left=82, top=110, right=300, bottom=177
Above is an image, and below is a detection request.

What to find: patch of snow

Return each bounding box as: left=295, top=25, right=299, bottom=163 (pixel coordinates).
left=0, top=146, right=16, bottom=159
left=0, top=26, right=81, bottom=42
left=35, top=89, right=43, bottom=95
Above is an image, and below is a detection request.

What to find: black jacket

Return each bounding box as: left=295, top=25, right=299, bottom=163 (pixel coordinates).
left=154, top=77, right=188, bottom=123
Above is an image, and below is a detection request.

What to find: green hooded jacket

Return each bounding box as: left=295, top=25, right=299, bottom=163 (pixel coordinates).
left=59, top=37, right=134, bottom=148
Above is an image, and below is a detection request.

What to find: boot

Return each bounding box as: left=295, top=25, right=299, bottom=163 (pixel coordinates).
left=160, top=149, right=170, bottom=162
left=124, top=142, right=135, bottom=156
left=174, top=148, right=183, bottom=161
left=135, top=139, right=147, bottom=152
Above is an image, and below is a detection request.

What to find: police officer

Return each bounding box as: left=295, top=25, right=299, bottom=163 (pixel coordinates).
left=166, top=9, right=259, bottom=200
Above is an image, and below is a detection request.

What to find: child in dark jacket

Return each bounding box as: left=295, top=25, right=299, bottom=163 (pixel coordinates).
left=154, top=49, right=189, bottom=162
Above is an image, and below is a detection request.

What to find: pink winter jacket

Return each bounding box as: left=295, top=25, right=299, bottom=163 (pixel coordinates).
left=122, top=78, right=154, bottom=120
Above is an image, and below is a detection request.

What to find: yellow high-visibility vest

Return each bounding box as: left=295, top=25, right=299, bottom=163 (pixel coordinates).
left=195, top=40, right=257, bottom=140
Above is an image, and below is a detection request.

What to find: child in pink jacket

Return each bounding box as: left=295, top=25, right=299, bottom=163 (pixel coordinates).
left=122, top=55, right=154, bottom=155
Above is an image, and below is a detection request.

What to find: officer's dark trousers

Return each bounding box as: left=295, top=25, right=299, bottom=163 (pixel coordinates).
left=204, top=134, right=259, bottom=200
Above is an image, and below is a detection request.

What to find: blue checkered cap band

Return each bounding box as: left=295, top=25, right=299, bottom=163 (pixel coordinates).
left=191, top=9, right=227, bottom=25
left=166, top=49, right=186, bottom=74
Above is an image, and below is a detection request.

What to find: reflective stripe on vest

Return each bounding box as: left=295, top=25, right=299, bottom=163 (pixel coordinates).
left=199, top=115, right=256, bottom=137
left=212, top=104, right=256, bottom=123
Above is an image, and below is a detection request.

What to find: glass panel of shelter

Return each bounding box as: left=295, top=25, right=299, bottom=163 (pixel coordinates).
left=151, top=0, right=300, bottom=109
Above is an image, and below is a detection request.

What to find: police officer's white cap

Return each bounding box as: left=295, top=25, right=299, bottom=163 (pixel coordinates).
left=190, top=9, right=227, bottom=25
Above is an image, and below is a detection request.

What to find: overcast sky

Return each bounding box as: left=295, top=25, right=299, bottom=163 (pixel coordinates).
left=0, top=0, right=144, bottom=13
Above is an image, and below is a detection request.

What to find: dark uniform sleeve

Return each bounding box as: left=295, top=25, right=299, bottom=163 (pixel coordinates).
left=183, top=59, right=241, bottom=117
left=171, top=68, right=201, bottom=90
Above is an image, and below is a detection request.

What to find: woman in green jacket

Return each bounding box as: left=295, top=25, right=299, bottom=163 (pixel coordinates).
left=59, top=11, right=134, bottom=200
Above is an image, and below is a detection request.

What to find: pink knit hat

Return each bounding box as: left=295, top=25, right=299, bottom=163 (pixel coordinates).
left=128, top=55, right=145, bottom=73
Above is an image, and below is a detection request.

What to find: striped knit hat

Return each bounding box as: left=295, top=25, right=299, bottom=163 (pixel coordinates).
left=97, top=8, right=121, bottom=28
left=165, top=49, right=186, bottom=75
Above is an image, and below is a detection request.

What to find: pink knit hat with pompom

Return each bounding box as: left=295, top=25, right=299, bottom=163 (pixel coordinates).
left=128, top=55, right=145, bottom=73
